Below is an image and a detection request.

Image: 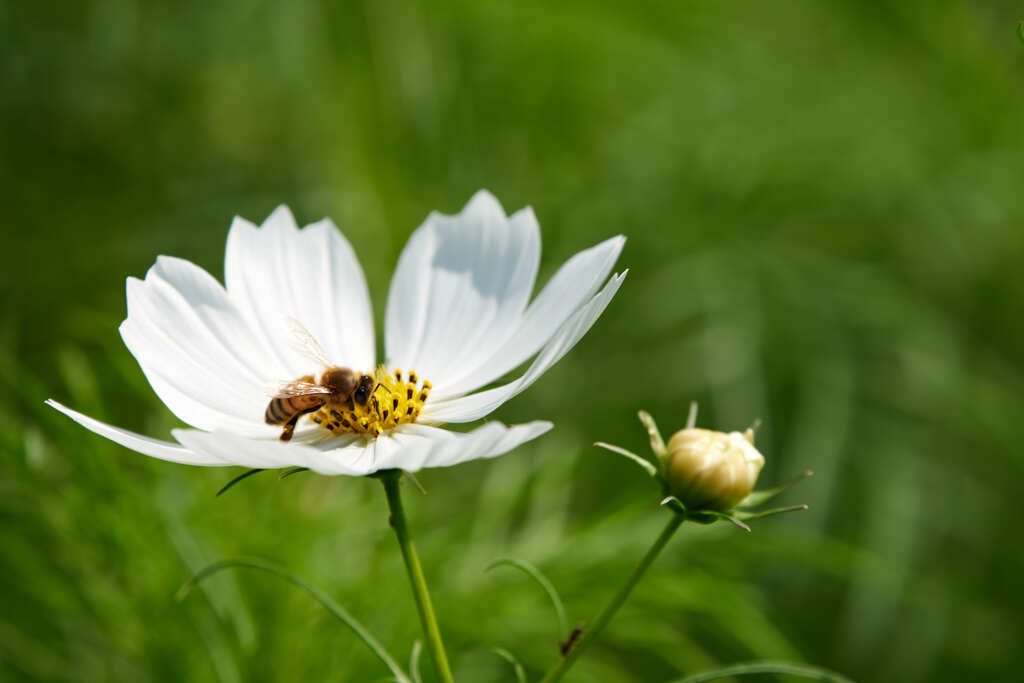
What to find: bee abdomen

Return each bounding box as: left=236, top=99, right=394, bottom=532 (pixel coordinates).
left=265, top=395, right=326, bottom=425
left=265, top=398, right=287, bottom=425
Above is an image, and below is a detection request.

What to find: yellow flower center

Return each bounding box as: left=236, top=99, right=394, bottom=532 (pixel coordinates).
left=310, top=367, right=431, bottom=437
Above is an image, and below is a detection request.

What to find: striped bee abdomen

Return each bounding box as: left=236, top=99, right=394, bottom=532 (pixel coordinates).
left=265, top=394, right=328, bottom=426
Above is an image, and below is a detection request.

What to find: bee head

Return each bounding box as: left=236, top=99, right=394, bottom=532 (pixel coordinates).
left=353, top=374, right=376, bottom=405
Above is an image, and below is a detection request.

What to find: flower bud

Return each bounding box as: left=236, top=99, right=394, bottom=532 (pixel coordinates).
left=664, top=428, right=765, bottom=512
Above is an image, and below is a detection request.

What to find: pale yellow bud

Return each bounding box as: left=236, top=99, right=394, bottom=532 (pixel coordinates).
left=664, top=428, right=765, bottom=512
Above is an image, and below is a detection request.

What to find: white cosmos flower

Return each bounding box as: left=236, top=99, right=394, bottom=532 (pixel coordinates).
left=47, top=191, right=626, bottom=475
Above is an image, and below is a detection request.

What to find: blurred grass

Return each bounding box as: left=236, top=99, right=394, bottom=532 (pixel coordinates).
left=3, top=0, right=1024, bottom=681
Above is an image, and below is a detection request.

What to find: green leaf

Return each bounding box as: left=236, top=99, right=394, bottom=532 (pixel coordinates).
left=1018, top=19, right=1024, bottom=44
left=278, top=467, right=309, bottom=480
left=684, top=401, right=698, bottom=430
left=178, top=557, right=412, bottom=683
left=403, top=470, right=427, bottom=495
left=638, top=410, right=668, bottom=460
left=737, top=470, right=813, bottom=508
left=668, top=659, right=855, bottom=682
left=734, top=504, right=809, bottom=521
left=659, top=496, right=688, bottom=515
left=216, top=469, right=266, bottom=497
left=594, top=441, right=658, bottom=477
left=692, top=509, right=751, bottom=532
left=486, top=558, right=569, bottom=642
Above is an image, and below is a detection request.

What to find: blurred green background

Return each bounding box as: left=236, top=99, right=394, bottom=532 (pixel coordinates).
left=3, top=1, right=1024, bottom=681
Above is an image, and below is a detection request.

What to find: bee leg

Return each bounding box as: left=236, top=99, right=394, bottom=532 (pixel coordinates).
left=280, top=416, right=300, bottom=442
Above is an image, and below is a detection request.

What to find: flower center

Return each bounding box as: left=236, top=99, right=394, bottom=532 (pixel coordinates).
left=310, top=368, right=431, bottom=437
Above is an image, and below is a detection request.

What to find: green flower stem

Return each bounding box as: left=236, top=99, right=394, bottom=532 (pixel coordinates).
left=538, top=513, right=685, bottom=683
left=380, top=470, right=455, bottom=683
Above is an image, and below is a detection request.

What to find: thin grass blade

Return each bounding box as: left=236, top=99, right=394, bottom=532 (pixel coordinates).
left=177, top=557, right=412, bottom=683
left=669, top=659, right=855, bottom=683
left=409, top=641, right=423, bottom=683
left=486, top=558, right=569, bottom=642
left=491, top=648, right=528, bottom=683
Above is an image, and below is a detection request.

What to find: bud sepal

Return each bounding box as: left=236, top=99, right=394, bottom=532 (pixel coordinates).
left=597, top=402, right=810, bottom=530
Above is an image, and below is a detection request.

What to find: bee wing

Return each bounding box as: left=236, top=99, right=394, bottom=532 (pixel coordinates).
left=286, top=317, right=333, bottom=368
left=268, top=380, right=333, bottom=399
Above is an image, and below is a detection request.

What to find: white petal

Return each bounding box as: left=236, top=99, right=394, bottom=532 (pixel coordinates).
left=384, top=191, right=540, bottom=394
left=171, top=429, right=371, bottom=475
left=369, top=421, right=553, bottom=472
left=173, top=421, right=551, bottom=475
left=436, top=234, right=625, bottom=398
left=121, top=256, right=279, bottom=435
left=421, top=271, right=627, bottom=423
left=46, top=399, right=226, bottom=466
left=225, top=207, right=375, bottom=377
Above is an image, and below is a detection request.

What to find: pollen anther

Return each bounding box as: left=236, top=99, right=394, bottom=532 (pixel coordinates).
left=311, top=366, right=430, bottom=437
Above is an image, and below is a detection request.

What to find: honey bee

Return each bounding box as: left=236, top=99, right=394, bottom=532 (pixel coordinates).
left=265, top=319, right=377, bottom=442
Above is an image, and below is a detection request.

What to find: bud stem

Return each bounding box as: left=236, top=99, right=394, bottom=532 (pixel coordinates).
left=538, top=513, right=685, bottom=683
